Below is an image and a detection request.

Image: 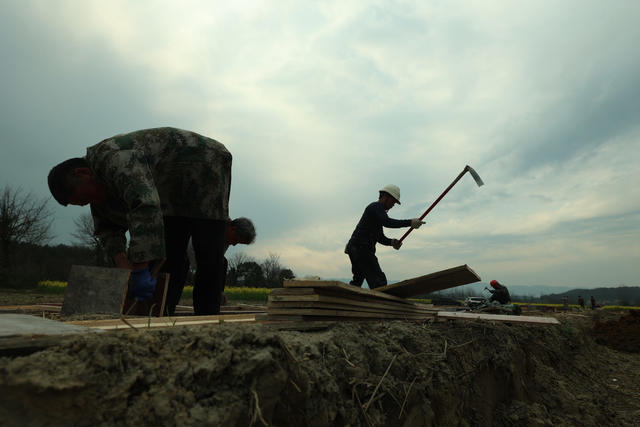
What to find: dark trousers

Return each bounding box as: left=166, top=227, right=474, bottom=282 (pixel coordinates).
left=162, top=216, right=226, bottom=315
left=346, top=244, right=387, bottom=289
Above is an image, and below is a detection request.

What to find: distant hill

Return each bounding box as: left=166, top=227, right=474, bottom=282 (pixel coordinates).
left=322, top=278, right=640, bottom=306
left=431, top=283, right=576, bottom=298
left=540, top=286, right=640, bottom=306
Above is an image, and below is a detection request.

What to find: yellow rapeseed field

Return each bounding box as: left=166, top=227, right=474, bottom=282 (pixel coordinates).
left=37, top=280, right=270, bottom=301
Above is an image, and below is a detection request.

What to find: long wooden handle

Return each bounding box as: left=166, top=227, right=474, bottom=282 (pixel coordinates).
left=398, top=167, right=469, bottom=244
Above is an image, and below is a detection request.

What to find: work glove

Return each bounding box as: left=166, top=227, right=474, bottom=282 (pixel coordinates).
left=411, top=218, right=425, bottom=229
left=392, top=239, right=402, bottom=250
left=129, top=268, right=157, bottom=301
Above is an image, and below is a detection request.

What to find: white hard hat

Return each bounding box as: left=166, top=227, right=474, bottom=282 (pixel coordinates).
left=379, top=184, right=401, bottom=204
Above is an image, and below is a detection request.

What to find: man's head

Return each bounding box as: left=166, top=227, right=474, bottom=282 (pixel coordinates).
left=226, top=217, right=256, bottom=246
left=378, top=184, right=401, bottom=210
left=490, top=279, right=500, bottom=289
left=48, top=158, right=107, bottom=206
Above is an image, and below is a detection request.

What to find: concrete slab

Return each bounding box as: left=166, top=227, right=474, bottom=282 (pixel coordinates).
left=61, top=265, right=130, bottom=315
left=0, top=314, right=99, bottom=338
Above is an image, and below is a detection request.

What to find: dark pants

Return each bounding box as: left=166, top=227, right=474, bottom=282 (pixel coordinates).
left=162, top=216, right=226, bottom=315
left=346, top=243, right=387, bottom=289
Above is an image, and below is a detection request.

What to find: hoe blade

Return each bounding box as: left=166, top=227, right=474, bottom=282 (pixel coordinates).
left=466, top=165, right=484, bottom=187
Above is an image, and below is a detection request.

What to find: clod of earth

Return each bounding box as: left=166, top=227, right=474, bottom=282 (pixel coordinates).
left=593, top=309, right=640, bottom=353
left=1, top=314, right=640, bottom=426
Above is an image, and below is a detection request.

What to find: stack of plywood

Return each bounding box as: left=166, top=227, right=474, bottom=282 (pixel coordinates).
left=266, top=265, right=482, bottom=321
left=267, top=280, right=437, bottom=321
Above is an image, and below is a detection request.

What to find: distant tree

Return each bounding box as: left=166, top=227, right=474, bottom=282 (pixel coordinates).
left=226, top=252, right=294, bottom=288
left=236, top=261, right=265, bottom=287
left=71, top=213, right=106, bottom=265
left=0, top=186, right=53, bottom=287
left=228, top=251, right=254, bottom=272
left=262, top=252, right=284, bottom=288
left=15, top=243, right=95, bottom=285
left=279, top=268, right=295, bottom=284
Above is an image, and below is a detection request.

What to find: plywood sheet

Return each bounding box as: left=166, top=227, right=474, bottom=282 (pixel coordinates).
left=0, top=304, right=62, bottom=313
left=61, top=265, right=130, bottom=315
left=268, top=291, right=434, bottom=313
left=283, top=279, right=412, bottom=304
left=267, top=307, right=433, bottom=320
left=437, top=311, right=560, bottom=325
left=66, top=313, right=257, bottom=330
left=268, top=300, right=434, bottom=315
left=377, top=265, right=481, bottom=298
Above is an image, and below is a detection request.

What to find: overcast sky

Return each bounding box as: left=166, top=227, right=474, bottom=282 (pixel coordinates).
left=1, top=0, right=638, bottom=288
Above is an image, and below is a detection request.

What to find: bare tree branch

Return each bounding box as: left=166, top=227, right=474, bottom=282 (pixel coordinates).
left=228, top=251, right=254, bottom=271
left=71, top=212, right=106, bottom=265
left=0, top=186, right=53, bottom=283
left=262, top=252, right=283, bottom=288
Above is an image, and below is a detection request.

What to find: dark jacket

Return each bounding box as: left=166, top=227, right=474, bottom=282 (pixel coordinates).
left=489, top=284, right=511, bottom=304
left=346, top=201, right=411, bottom=253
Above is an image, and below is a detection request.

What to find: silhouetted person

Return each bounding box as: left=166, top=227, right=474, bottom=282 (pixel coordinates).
left=488, top=279, right=511, bottom=304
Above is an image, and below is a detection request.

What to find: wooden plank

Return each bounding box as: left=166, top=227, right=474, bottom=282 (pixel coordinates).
left=263, top=314, right=432, bottom=322
left=437, top=311, right=560, bottom=325
left=267, top=308, right=433, bottom=320
left=61, top=265, right=130, bottom=315
left=377, top=265, right=481, bottom=298
left=271, top=287, right=434, bottom=310
left=269, top=288, right=317, bottom=296
left=268, top=293, right=435, bottom=313
left=268, top=300, right=436, bottom=315
left=65, top=313, right=257, bottom=330
left=283, top=279, right=413, bottom=304
left=121, top=272, right=170, bottom=317
left=0, top=304, right=62, bottom=313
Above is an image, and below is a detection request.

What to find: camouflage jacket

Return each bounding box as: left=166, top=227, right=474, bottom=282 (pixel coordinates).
left=86, top=127, right=232, bottom=263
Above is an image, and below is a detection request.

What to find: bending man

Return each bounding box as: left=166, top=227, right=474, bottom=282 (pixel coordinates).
left=48, top=127, right=250, bottom=315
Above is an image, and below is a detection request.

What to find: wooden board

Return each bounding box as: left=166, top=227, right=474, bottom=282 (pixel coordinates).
left=268, top=301, right=436, bottom=315
left=268, top=291, right=434, bottom=313
left=377, top=265, right=481, bottom=298
left=121, top=272, right=169, bottom=317
left=437, top=311, right=560, bottom=325
left=283, top=279, right=413, bottom=304
left=0, top=304, right=62, bottom=313
left=61, top=265, right=130, bottom=315
left=262, top=314, right=432, bottom=322
left=267, top=308, right=433, bottom=320
left=65, top=313, right=257, bottom=330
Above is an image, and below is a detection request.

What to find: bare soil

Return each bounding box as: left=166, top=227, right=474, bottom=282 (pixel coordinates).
left=1, top=291, right=639, bottom=426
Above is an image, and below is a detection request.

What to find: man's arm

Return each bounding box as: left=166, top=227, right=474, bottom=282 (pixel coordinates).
left=96, top=149, right=165, bottom=264
left=371, top=203, right=412, bottom=228
left=90, top=205, right=127, bottom=263
left=377, top=232, right=393, bottom=246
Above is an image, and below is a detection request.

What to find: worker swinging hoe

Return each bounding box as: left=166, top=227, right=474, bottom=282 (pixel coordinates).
left=398, top=165, right=484, bottom=245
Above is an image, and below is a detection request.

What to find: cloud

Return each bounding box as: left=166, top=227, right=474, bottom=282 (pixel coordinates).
left=1, top=0, right=639, bottom=287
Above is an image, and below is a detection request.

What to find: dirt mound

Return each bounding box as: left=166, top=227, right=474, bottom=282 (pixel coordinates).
left=594, top=310, right=640, bottom=353
left=1, top=316, right=639, bottom=426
